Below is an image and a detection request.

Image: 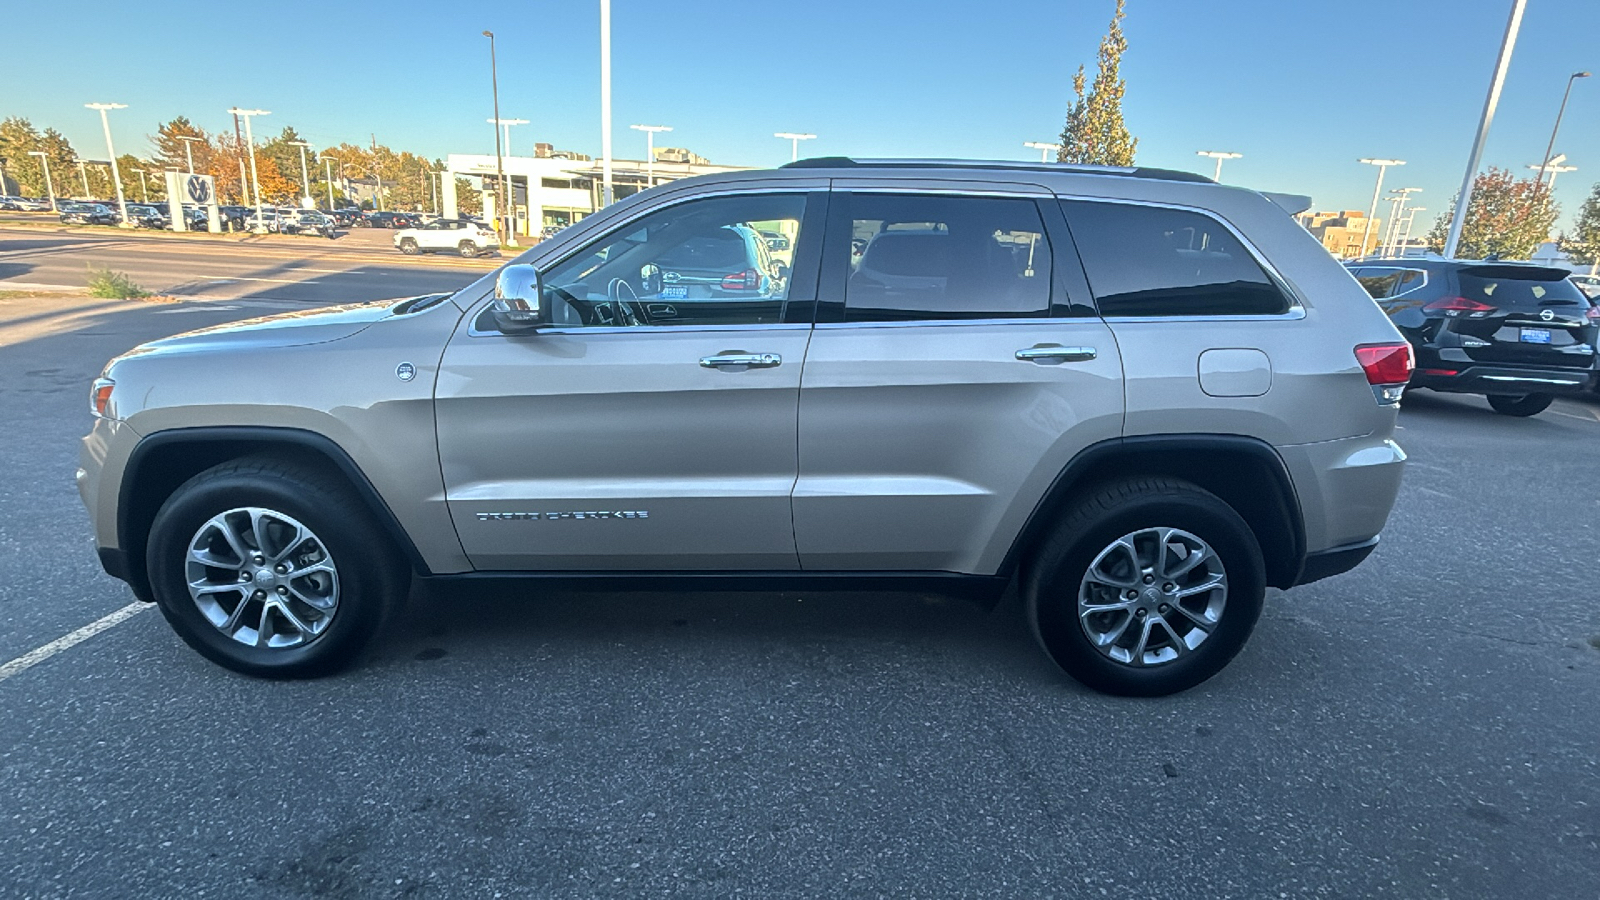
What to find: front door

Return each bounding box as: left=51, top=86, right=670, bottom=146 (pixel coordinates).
left=437, top=190, right=823, bottom=570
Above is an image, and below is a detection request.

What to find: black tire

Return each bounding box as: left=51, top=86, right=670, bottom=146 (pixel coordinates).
left=145, top=456, right=407, bottom=678
left=457, top=240, right=478, bottom=258
left=398, top=238, right=419, bottom=255
left=1486, top=393, right=1553, bottom=417
left=1025, top=477, right=1265, bottom=696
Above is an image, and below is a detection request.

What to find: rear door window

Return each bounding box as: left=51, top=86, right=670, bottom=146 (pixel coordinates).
left=1456, top=266, right=1587, bottom=311
left=1061, top=201, right=1290, bottom=317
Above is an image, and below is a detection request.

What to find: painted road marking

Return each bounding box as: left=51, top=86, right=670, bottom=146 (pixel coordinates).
left=0, top=602, right=153, bottom=684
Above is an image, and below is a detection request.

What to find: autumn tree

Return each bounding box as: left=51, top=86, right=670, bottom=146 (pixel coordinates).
left=1058, top=0, right=1137, bottom=166
left=1426, top=167, right=1558, bottom=260
left=1561, top=181, right=1600, bottom=273
left=151, top=117, right=220, bottom=179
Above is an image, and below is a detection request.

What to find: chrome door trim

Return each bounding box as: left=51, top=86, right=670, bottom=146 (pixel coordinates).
left=813, top=317, right=1065, bottom=331
left=1016, top=346, right=1096, bottom=362
left=466, top=318, right=812, bottom=338
left=700, top=353, right=782, bottom=368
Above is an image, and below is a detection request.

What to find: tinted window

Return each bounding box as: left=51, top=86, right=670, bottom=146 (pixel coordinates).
left=843, top=194, right=1051, bottom=322
left=1062, top=201, right=1289, bottom=317
left=539, top=193, right=803, bottom=328
left=1457, top=266, right=1586, bottom=310
left=1355, top=268, right=1403, bottom=299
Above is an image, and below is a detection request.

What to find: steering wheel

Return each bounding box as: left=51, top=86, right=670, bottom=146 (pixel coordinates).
left=605, top=278, right=643, bottom=326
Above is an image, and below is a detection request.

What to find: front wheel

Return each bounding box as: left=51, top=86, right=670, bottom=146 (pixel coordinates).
left=1486, top=393, right=1553, bottom=417
left=145, top=457, right=406, bottom=678
left=1025, top=478, right=1265, bottom=696
left=398, top=238, right=418, bottom=255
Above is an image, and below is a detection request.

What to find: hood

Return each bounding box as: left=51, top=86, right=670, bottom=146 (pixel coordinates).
left=126, top=298, right=411, bottom=357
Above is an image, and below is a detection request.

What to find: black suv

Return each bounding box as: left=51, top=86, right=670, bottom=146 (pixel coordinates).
left=1350, top=259, right=1599, bottom=416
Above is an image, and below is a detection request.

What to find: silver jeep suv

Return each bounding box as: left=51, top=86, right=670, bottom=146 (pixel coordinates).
left=78, top=159, right=1411, bottom=695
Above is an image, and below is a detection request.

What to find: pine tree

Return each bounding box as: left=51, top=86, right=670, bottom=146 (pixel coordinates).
left=1058, top=0, right=1137, bottom=166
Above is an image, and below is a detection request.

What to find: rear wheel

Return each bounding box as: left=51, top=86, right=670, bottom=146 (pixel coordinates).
left=398, top=238, right=418, bottom=255
left=458, top=240, right=478, bottom=258
left=145, top=457, right=406, bottom=678
left=1025, top=478, right=1265, bottom=696
left=1486, top=393, right=1553, bottom=417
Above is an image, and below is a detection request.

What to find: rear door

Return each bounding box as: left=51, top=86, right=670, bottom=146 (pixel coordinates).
left=1446, top=265, right=1597, bottom=370
left=793, top=183, right=1123, bottom=574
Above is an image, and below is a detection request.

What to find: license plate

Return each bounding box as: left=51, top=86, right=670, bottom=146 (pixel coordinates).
left=1520, top=328, right=1552, bottom=344
left=659, top=285, right=687, bottom=299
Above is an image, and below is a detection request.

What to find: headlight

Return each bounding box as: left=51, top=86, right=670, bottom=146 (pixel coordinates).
left=90, top=377, right=115, bottom=418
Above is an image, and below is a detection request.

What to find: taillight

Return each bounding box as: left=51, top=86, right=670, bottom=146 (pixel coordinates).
left=1586, top=305, right=1599, bottom=322
left=1355, top=342, right=1413, bottom=405
left=90, top=377, right=115, bottom=418
left=720, top=268, right=760, bottom=291
left=1423, top=296, right=1496, bottom=318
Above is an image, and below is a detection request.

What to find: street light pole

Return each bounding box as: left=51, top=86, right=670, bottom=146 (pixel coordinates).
left=1358, top=158, right=1405, bottom=258
left=27, top=151, right=55, bottom=211
left=482, top=30, right=511, bottom=242
left=600, top=0, right=613, bottom=206
left=287, top=140, right=312, bottom=208
left=1398, top=207, right=1425, bottom=257
left=1528, top=158, right=1577, bottom=192
left=228, top=108, right=270, bottom=232
left=1382, top=187, right=1421, bottom=257
left=1197, top=150, right=1243, bottom=182
left=175, top=134, right=204, bottom=175
left=86, top=102, right=131, bottom=228
left=630, top=125, right=673, bottom=187
left=1445, top=0, right=1527, bottom=259
left=487, top=118, right=530, bottom=158
left=322, top=155, right=340, bottom=210
left=775, top=132, right=816, bottom=162
left=1024, top=141, right=1062, bottom=162
left=1536, top=72, right=1590, bottom=191
left=76, top=160, right=90, bottom=199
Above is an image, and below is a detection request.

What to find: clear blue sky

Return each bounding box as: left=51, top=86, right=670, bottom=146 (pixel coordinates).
left=4, top=0, right=1598, bottom=229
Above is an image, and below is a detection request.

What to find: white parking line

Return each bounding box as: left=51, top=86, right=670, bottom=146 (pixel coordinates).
left=0, top=602, right=152, bottom=683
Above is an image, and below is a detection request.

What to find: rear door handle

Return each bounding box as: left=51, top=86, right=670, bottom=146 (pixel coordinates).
left=1016, top=345, right=1096, bottom=363
left=700, top=353, right=782, bottom=369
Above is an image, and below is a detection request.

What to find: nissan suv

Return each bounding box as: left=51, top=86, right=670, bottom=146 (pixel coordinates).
left=1350, top=259, right=1599, bottom=415
left=78, top=159, right=1411, bottom=696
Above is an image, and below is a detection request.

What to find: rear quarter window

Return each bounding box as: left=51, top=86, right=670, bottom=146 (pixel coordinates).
left=1061, top=201, right=1290, bottom=317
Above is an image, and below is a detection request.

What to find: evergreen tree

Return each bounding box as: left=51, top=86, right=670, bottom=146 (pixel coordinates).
left=1058, top=0, right=1137, bottom=166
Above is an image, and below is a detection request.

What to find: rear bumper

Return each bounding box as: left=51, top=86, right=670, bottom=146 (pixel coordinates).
left=1410, top=364, right=1594, bottom=395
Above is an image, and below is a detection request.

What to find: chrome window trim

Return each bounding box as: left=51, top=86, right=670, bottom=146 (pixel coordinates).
left=466, top=315, right=809, bottom=338
left=814, top=317, right=1088, bottom=331
left=1357, top=265, right=1430, bottom=298
left=1054, top=193, right=1308, bottom=318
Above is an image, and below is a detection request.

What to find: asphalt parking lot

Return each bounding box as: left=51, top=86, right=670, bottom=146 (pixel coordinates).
left=1, top=289, right=1597, bottom=898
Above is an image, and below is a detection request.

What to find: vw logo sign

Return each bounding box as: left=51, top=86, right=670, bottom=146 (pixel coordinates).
left=186, top=175, right=211, bottom=204
left=1540, top=309, right=1555, bottom=322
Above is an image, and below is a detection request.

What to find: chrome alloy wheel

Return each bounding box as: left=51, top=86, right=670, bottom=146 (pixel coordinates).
left=1077, top=527, right=1227, bottom=666
left=184, top=507, right=340, bottom=649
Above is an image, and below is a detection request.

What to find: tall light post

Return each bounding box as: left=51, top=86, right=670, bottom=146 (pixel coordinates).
left=600, top=0, right=613, bottom=206
left=1535, top=71, right=1590, bottom=191
left=482, top=30, right=511, bottom=241
left=1382, top=187, right=1421, bottom=256
left=287, top=139, right=313, bottom=208
left=775, top=132, right=816, bottom=162
left=1024, top=141, right=1061, bottom=162
left=631, top=124, right=673, bottom=187
left=323, top=154, right=341, bottom=210
left=27, top=150, right=55, bottom=211
left=1358, top=158, right=1405, bottom=258
left=76, top=160, right=91, bottom=199
left=228, top=108, right=270, bottom=232
left=175, top=134, right=205, bottom=175
left=1445, top=0, right=1527, bottom=259
left=1197, top=150, right=1243, bottom=182
left=487, top=118, right=530, bottom=158
left=85, top=102, right=131, bottom=228
left=1528, top=157, right=1577, bottom=191
left=135, top=169, right=149, bottom=202
left=1397, top=207, right=1425, bottom=257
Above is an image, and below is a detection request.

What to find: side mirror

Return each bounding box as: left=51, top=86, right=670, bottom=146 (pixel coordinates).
left=640, top=263, right=663, bottom=296
left=492, top=264, right=547, bottom=333
left=774, top=262, right=790, bottom=281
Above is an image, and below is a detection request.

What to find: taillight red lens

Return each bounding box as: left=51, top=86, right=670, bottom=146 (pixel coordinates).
left=720, top=268, right=760, bottom=291
left=1586, top=305, right=1599, bottom=321
left=1423, top=296, right=1496, bottom=314
left=1355, top=342, right=1414, bottom=385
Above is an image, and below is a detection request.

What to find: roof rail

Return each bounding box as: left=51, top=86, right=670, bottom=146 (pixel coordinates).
left=781, top=157, right=1215, bottom=184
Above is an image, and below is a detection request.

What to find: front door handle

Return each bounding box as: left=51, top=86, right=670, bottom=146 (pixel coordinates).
left=700, top=352, right=782, bottom=369
left=1016, top=345, right=1096, bottom=363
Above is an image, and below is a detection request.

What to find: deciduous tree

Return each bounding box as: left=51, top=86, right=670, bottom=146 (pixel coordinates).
left=1058, top=0, right=1137, bottom=166
left=1426, top=168, right=1558, bottom=260
left=1561, top=181, right=1600, bottom=273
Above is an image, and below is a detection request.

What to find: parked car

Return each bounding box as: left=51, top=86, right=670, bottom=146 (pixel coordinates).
left=0, top=196, right=22, bottom=211
left=1570, top=273, right=1600, bottom=300
left=759, top=230, right=791, bottom=252
left=330, top=208, right=364, bottom=228
left=393, top=218, right=499, bottom=257
left=14, top=197, right=53, bottom=212
left=78, top=158, right=1409, bottom=695
left=124, top=204, right=169, bottom=229
left=280, top=209, right=339, bottom=238
left=1349, top=258, right=1599, bottom=416
left=363, top=211, right=418, bottom=229
left=59, top=202, right=118, bottom=225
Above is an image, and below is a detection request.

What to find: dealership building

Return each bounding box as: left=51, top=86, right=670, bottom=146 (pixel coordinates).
left=440, top=144, right=744, bottom=236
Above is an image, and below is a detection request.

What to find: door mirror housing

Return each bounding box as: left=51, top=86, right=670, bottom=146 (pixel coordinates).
left=492, top=264, right=547, bottom=332
left=640, top=263, right=663, bottom=296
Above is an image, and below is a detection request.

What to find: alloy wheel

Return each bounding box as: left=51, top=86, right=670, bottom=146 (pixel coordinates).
left=1077, top=527, right=1228, bottom=666
left=184, top=507, right=340, bottom=649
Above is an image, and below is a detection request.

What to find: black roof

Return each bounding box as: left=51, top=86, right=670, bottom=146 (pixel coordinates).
left=781, top=157, right=1213, bottom=184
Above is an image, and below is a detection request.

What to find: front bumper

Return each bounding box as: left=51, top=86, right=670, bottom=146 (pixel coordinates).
left=1410, top=364, right=1595, bottom=395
